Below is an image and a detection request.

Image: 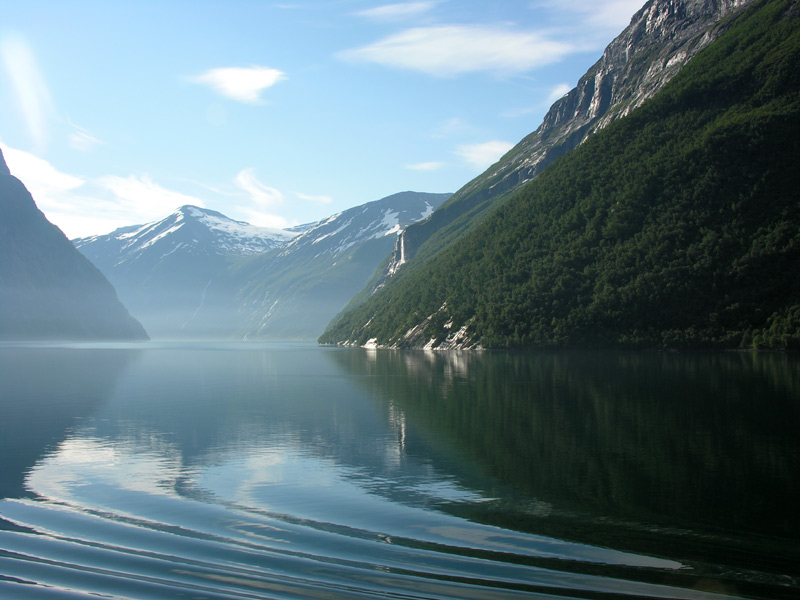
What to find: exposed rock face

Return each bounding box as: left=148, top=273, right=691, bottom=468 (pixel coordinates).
left=382, top=0, right=755, bottom=280
left=0, top=148, right=148, bottom=341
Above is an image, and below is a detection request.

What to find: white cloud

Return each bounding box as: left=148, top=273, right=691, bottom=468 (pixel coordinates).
left=547, top=82, right=572, bottom=103
left=1, top=35, right=54, bottom=149
left=95, top=173, right=205, bottom=215
left=235, top=168, right=284, bottom=208
left=355, top=2, right=437, bottom=21
left=406, top=161, right=445, bottom=171
left=2, top=146, right=84, bottom=195
left=234, top=168, right=289, bottom=229
left=294, top=191, right=333, bottom=205
left=235, top=207, right=290, bottom=229
left=68, top=120, right=104, bottom=152
left=1, top=144, right=207, bottom=238
left=533, top=0, right=646, bottom=31
left=339, top=25, right=573, bottom=77
left=455, top=141, right=514, bottom=171
left=190, top=66, right=286, bottom=103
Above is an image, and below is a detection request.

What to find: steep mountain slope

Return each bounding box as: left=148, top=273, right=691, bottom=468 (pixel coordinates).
left=0, top=148, right=148, bottom=341
left=235, top=191, right=449, bottom=340
left=74, top=206, right=296, bottom=339
left=369, top=0, right=757, bottom=293
left=320, top=0, right=800, bottom=350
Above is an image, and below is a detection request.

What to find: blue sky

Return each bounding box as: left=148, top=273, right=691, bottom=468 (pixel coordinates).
left=0, top=0, right=646, bottom=238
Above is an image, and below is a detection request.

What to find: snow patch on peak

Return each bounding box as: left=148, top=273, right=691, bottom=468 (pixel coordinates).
left=139, top=223, right=184, bottom=251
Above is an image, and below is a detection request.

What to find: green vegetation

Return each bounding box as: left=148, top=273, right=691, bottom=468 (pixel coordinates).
left=321, top=0, right=800, bottom=350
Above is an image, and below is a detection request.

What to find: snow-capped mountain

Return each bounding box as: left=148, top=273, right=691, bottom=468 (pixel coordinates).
left=235, top=191, right=450, bottom=340
left=75, top=205, right=297, bottom=266
left=74, top=194, right=448, bottom=340
left=74, top=205, right=299, bottom=339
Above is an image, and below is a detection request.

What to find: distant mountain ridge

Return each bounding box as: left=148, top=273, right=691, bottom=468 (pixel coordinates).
left=373, top=0, right=757, bottom=288
left=75, top=192, right=449, bottom=340
left=75, top=205, right=296, bottom=264
left=0, top=148, right=148, bottom=341
left=74, top=205, right=298, bottom=339
left=320, top=0, right=800, bottom=350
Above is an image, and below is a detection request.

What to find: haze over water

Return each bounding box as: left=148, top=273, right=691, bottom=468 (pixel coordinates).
left=0, top=343, right=797, bottom=599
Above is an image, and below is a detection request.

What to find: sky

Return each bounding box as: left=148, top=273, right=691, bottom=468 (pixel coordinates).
left=0, top=0, right=646, bottom=239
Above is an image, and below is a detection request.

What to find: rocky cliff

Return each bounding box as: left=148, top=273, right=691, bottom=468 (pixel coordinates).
left=380, top=0, right=756, bottom=281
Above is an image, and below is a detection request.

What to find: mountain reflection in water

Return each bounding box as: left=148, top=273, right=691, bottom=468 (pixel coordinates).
left=0, top=343, right=797, bottom=599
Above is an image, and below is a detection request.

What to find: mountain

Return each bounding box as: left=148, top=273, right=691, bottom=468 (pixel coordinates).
left=74, top=205, right=297, bottom=339
left=234, top=191, right=450, bottom=340
left=367, top=0, right=758, bottom=294
left=0, top=148, right=148, bottom=341
left=320, top=0, right=800, bottom=350
left=75, top=192, right=449, bottom=341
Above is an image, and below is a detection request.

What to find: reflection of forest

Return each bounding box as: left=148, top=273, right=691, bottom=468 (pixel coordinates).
left=0, top=347, right=139, bottom=500
left=331, top=350, right=800, bottom=545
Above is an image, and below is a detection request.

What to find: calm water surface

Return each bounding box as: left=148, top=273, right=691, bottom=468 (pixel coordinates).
left=0, top=343, right=797, bottom=599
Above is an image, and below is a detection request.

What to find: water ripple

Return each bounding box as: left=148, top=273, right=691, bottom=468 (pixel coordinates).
left=1, top=496, right=753, bottom=600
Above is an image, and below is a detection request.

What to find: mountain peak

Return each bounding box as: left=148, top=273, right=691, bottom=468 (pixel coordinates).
left=176, top=205, right=222, bottom=220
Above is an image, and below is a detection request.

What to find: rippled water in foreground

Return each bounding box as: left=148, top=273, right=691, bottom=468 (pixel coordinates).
left=0, top=343, right=797, bottom=599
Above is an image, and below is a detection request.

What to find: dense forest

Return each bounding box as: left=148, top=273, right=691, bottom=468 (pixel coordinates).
left=321, top=0, right=800, bottom=350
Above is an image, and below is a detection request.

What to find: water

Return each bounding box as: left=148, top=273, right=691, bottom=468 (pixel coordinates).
left=0, top=343, right=797, bottom=599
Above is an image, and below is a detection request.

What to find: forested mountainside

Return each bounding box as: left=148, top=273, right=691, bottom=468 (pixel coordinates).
left=0, top=148, right=148, bottom=341
left=233, top=191, right=449, bottom=340
left=320, top=0, right=800, bottom=350
left=365, top=0, right=757, bottom=294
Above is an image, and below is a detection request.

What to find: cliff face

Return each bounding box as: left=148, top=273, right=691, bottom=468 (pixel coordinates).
left=506, top=0, right=753, bottom=181
left=381, top=0, right=756, bottom=280
left=0, top=148, right=148, bottom=341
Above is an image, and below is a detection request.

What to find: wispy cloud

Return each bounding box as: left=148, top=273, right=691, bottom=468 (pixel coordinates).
left=234, top=168, right=289, bottom=228
left=190, top=66, right=286, bottom=103
left=68, top=120, right=105, bottom=152
left=236, top=168, right=284, bottom=207
left=0, top=35, right=54, bottom=149
left=406, top=161, right=445, bottom=171
left=547, top=82, right=572, bottom=103
left=339, top=24, right=573, bottom=77
left=355, top=2, right=437, bottom=21
left=431, top=117, right=478, bottom=139
left=294, top=191, right=333, bottom=205
left=533, top=0, right=646, bottom=31
left=455, top=140, right=514, bottom=171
